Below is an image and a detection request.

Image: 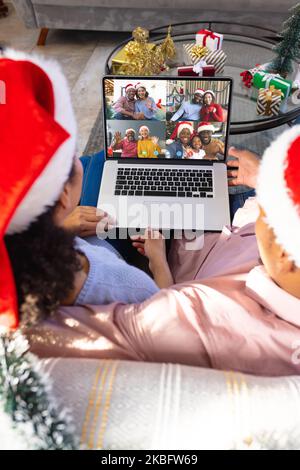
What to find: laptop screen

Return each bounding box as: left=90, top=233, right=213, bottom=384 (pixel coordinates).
left=103, top=76, right=232, bottom=162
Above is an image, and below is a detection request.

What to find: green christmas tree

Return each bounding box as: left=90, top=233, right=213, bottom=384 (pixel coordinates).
left=270, top=3, right=300, bottom=77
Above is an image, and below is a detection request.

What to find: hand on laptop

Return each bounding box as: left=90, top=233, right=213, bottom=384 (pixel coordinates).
left=227, top=147, right=261, bottom=189
left=63, top=206, right=108, bottom=237
left=131, top=228, right=174, bottom=288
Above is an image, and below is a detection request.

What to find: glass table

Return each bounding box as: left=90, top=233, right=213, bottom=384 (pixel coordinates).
left=105, top=21, right=300, bottom=136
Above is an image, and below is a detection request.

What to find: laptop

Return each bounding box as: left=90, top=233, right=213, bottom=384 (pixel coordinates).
left=97, top=76, right=232, bottom=231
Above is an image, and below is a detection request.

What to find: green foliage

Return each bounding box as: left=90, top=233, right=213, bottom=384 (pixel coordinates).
left=270, top=2, right=300, bottom=76
left=0, top=331, right=77, bottom=450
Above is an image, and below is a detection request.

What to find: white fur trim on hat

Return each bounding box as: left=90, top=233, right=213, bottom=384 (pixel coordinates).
left=125, top=128, right=136, bottom=134
left=197, top=123, right=215, bottom=133
left=256, top=125, right=300, bottom=267
left=139, top=125, right=149, bottom=133
left=4, top=49, right=77, bottom=235
left=194, top=88, right=205, bottom=95
left=135, top=82, right=146, bottom=90
left=177, top=122, right=194, bottom=137
left=125, top=83, right=135, bottom=92
left=203, top=89, right=215, bottom=99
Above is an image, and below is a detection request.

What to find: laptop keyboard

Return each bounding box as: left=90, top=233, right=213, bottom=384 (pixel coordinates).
left=114, top=167, right=214, bottom=198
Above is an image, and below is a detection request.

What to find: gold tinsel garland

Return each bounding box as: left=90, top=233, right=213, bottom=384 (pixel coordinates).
left=118, top=26, right=176, bottom=76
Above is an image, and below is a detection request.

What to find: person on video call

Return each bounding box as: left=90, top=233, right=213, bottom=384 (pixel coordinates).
left=170, top=88, right=204, bottom=121
left=200, top=90, right=224, bottom=122
left=197, top=122, right=224, bottom=160
left=137, top=125, right=161, bottom=158
left=111, top=129, right=138, bottom=158
left=134, top=82, right=158, bottom=120
left=113, top=83, right=143, bottom=120
left=166, top=122, right=194, bottom=159
left=185, top=134, right=207, bottom=159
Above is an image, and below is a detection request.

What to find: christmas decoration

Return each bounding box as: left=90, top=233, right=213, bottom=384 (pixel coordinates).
left=256, top=86, right=284, bottom=116
left=268, top=3, right=300, bottom=77
left=196, top=29, right=223, bottom=51
left=112, top=26, right=176, bottom=76
left=252, top=70, right=293, bottom=99
left=0, top=329, right=76, bottom=450
left=183, top=43, right=227, bottom=74
left=177, top=62, right=215, bottom=77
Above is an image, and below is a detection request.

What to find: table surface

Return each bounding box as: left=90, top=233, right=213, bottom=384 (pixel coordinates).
left=106, top=22, right=300, bottom=135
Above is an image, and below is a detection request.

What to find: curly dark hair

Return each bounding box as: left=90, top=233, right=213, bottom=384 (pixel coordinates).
left=4, top=166, right=82, bottom=326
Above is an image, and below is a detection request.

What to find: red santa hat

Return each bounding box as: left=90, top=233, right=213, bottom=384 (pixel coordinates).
left=135, top=81, right=147, bottom=90
left=197, top=122, right=215, bottom=133
left=0, top=49, right=76, bottom=329
left=203, top=89, right=216, bottom=99
left=125, top=128, right=136, bottom=135
left=194, top=88, right=205, bottom=95
left=125, top=83, right=135, bottom=92
left=256, top=125, right=300, bottom=268
left=169, top=121, right=194, bottom=140
left=139, top=125, right=150, bottom=133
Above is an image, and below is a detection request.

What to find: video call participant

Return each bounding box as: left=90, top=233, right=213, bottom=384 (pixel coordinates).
left=134, top=82, right=158, bottom=121
left=137, top=125, right=161, bottom=158
left=170, top=88, right=204, bottom=122
left=197, top=122, right=225, bottom=160
left=113, top=83, right=143, bottom=120
left=166, top=122, right=194, bottom=159
left=185, top=135, right=206, bottom=159
left=111, top=129, right=137, bottom=158
left=200, top=90, right=224, bottom=122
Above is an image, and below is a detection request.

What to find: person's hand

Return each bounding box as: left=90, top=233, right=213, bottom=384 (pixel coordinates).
left=227, top=147, right=261, bottom=189
left=151, top=136, right=159, bottom=145
left=63, top=206, right=109, bottom=237
left=131, top=229, right=173, bottom=288
left=133, top=112, right=145, bottom=120
left=114, top=131, right=122, bottom=143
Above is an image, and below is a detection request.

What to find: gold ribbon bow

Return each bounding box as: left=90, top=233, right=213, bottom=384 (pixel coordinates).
left=260, top=85, right=284, bottom=115
left=190, top=45, right=209, bottom=61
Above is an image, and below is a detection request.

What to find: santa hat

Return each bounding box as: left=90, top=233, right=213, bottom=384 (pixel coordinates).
left=135, top=82, right=147, bottom=90
left=139, top=125, right=150, bottom=133
left=203, top=89, right=216, bottom=99
left=194, top=88, right=205, bottom=95
left=197, top=122, right=215, bottom=133
left=169, top=121, right=194, bottom=140
left=125, top=83, right=135, bottom=93
left=257, top=125, right=300, bottom=267
left=0, top=49, right=76, bottom=329
left=125, top=128, right=136, bottom=135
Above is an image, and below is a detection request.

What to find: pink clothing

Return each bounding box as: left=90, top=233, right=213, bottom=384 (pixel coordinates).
left=114, top=138, right=137, bottom=158
left=113, top=96, right=135, bottom=114
left=27, top=199, right=300, bottom=376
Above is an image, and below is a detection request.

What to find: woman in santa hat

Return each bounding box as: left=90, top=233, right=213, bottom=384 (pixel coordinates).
left=137, top=125, right=161, bottom=158
left=165, top=121, right=194, bottom=159
left=134, top=82, right=159, bottom=120
left=0, top=51, right=165, bottom=330
left=200, top=90, right=225, bottom=122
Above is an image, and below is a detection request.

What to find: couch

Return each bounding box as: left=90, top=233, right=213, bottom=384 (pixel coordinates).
left=12, top=0, right=296, bottom=45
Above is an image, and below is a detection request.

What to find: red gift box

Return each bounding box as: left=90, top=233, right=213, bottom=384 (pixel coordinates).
left=177, top=65, right=215, bottom=77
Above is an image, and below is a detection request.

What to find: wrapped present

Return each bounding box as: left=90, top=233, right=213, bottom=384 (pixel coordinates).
left=183, top=43, right=227, bottom=74
left=196, top=29, right=223, bottom=51
left=253, top=71, right=293, bottom=99
left=111, top=43, right=156, bottom=74
left=256, top=86, right=284, bottom=116
left=178, top=61, right=215, bottom=77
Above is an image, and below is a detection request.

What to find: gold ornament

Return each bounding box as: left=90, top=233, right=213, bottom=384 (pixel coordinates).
left=160, top=26, right=176, bottom=61
left=115, top=25, right=177, bottom=76
left=190, top=45, right=209, bottom=61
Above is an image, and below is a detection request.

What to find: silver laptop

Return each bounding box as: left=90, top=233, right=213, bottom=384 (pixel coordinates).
left=97, top=76, right=232, bottom=231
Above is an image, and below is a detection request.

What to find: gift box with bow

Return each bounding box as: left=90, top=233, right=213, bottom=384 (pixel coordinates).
left=178, top=61, right=215, bottom=77
left=253, top=71, right=293, bottom=99
left=256, top=86, right=284, bottom=116
left=183, top=43, right=227, bottom=74
left=196, top=29, right=223, bottom=51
